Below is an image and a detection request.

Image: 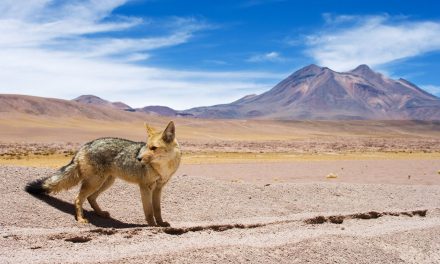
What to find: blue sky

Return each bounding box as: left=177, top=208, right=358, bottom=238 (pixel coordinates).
left=0, top=0, right=439, bottom=109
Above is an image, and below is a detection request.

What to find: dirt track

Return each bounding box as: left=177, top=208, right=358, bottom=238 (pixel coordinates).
left=1, top=160, right=440, bottom=263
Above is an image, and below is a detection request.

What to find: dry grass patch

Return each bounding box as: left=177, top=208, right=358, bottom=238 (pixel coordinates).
left=1, top=151, right=439, bottom=167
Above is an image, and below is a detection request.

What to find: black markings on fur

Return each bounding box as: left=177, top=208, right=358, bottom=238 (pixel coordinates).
left=59, top=157, right=74, bottom=173
left=25, top=177, right=49, bottom=195
left=84, top=138, right=145, bottom=169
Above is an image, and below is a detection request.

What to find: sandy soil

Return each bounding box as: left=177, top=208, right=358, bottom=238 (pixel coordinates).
left=1, top=114, right=440, bottom=143
left=1, top=160, right=440, bottom=263
left=1, top=116, right=440, bottom=263
left=182, top=159, right=440, bottom=185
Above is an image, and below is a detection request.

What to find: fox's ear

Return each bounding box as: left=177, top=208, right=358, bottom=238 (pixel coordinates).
left=162, top=121, right=175, bottom=143
left=144, top=123, right=156, bottom=137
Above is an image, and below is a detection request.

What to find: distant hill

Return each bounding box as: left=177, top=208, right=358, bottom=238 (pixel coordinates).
left=0, top=94, right=148, bottom=121
left=182, top=64, right=440, bottom=120
left=73, top=95, right=133, bottom=111
left=73, top=95, right=182, bottom=116
left=136, top=106, right=178, bottom=116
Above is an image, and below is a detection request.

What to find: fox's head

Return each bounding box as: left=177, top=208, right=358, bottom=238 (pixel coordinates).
left=136, top=121, right=180, bottom=165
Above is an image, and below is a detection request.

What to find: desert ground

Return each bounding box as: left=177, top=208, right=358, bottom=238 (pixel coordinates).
left=1, top=115, right=440, bottom=263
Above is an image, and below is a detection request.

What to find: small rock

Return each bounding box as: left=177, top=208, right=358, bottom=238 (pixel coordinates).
left=326, top=173, right=338, bottom=179
left=30, top=246, right=42, bottom=250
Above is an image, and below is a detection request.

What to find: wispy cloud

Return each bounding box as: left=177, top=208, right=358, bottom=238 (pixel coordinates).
left=0, top=1, right=208, bottom=59
left=247, top=51, right=285, bottom=62
left=0, top=1, right=282, bottom=109
left=305, top=14, right=440, bottom=71
left=420, top=85, right=440, bottom=97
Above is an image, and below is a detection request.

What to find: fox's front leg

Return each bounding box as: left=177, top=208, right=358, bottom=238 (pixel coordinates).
left=153, top=185, right=170, bottom=227
left=139, top=183, right=156, bottom=226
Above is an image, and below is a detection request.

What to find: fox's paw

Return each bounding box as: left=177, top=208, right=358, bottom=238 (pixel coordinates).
left=77, top=217, right=89, bottom=224
left=96, top=211, right=110, bottom=218
left=157, top=221, right=171, bottom=227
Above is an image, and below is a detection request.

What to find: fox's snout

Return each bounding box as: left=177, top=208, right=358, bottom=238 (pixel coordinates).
left=136, top=154, right=148, bottom=162
left=136, top=151, right=152, bottom=164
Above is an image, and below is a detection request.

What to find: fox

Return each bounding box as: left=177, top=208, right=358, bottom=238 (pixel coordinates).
left=25, top=121, right=181, bottom=227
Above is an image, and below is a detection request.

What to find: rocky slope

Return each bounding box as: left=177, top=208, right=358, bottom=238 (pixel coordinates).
left=73, top=95, right=133, bottom=111
left=183, top=64, right=440, bottom=120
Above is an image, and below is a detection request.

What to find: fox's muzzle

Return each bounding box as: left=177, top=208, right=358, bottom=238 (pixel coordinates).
left=136, top=152, right=152, bottom=163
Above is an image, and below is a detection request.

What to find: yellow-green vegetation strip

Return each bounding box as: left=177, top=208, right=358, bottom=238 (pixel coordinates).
left=0, top=151, right=439, bottom=167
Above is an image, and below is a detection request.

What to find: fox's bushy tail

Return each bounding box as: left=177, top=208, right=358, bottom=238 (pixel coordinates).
left=25, top=159, right=81, bottom=195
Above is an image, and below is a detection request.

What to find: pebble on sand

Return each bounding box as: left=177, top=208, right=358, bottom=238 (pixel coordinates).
left=326, top=173, right=338, bottom=179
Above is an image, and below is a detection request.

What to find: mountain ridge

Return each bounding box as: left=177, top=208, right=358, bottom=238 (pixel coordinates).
left=73, top=95, right=133, bottom=111
left=0, top=94, right=148, bottom=121
left=1, top=64, right=439, bottom=121
left=182, top=64, right=440, bottom=120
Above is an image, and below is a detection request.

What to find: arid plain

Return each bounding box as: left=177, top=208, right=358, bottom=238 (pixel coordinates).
left=1, top=112, right=440, bottom=263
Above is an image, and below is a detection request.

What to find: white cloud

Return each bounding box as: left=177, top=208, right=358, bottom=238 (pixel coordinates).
left=0, top=46, right=283, bottom=109
left=67, top=32, right=193, bottom=59
left=248, top=51, right=285, bottom=62
left=0, top=1, right=283, bottom=109
left=306, top=15, right=440, bottom=71
left=420, top=85, right=440, bottom=97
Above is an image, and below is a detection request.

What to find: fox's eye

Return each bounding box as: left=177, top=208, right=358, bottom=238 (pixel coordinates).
left=149, top=146, right=157, bottom=151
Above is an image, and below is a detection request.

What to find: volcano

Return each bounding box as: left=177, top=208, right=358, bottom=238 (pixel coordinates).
left=183, top=64, right=440, bottom=120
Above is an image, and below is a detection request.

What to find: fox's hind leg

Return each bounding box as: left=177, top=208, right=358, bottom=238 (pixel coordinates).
left=88, top=176, right=115, bottom=218
left=75, top=176, right=106, bottom=224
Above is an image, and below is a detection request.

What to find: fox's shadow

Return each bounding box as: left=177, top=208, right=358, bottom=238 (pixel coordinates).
left=29, top=193, right=148, bottom=229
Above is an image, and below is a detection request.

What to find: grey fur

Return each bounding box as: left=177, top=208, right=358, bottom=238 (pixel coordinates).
left=25, top=123, right=181, bottom=226
left=82, top=137, right=147, bottom=177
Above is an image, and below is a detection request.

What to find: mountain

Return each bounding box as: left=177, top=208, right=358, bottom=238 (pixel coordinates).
left=73, top=95, right=133, bottom=111
left=74, top=95, right=181, bottom=115
left=3, top=65, right=439, bottom=121
left=0, top=94, right=148, bottom=121
left=136, top=106, right=178, bottom=116
left=182, top=64, right=440, bottom=120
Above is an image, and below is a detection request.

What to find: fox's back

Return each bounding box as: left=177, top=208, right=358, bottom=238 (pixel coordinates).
left=78, top=138, right=146, bottom=175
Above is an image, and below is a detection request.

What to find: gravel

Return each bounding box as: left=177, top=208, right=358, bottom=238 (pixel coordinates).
left=1, top=163, right=440, bottom=263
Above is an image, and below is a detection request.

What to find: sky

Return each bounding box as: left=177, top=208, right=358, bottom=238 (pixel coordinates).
left=0, top=0, right=440, bottom=110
